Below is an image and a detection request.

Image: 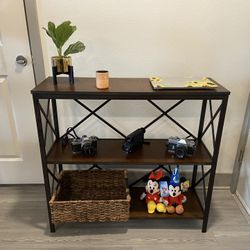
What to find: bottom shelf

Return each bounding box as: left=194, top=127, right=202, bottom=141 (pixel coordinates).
left=130, top=187, right=203, bottom=219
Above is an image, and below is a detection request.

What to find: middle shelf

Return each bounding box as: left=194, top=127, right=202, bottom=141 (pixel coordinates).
left=47, top=139, right=212, bottom=165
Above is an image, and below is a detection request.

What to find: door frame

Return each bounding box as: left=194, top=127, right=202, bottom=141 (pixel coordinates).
left=230, top=92, right=250, bottom=193
left=24, top=0, right=46, bottom=84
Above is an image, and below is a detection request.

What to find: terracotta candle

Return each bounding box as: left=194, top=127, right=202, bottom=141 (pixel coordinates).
left=96, top=70, right=109, bottom=89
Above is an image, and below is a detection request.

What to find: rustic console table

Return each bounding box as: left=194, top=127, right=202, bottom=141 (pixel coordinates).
left=31, top=77, right=230, bottom=232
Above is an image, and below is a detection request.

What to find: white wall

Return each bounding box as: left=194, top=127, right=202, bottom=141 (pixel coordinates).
left=36, top=0, right=250, bottom=173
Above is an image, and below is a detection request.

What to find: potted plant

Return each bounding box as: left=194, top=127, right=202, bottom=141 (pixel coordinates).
left=43, top=20, right=85, bottom=74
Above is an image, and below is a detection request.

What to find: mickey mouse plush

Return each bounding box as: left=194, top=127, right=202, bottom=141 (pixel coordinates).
left=165, top=167, right=187, bottom=215
left=140, top=169, right=163, bottom=214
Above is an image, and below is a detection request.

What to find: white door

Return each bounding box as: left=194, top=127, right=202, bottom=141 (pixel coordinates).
left=0, top=0, right=42, bottom=183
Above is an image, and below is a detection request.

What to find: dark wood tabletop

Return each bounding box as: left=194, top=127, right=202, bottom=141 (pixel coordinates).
left=31, top=77, right=230, bottom=100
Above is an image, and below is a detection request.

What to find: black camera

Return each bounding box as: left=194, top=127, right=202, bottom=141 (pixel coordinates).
left=71, top=135, right=98, bottom=156
left=166, top=136, right=196, bottom=159
left=122, top=128, right=145, bottom=153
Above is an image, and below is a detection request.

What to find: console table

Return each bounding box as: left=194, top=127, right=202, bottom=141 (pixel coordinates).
left=31, top=77, right=230, bottom=232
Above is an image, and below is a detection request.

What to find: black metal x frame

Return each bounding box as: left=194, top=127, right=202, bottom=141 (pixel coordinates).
left=32, top=89, right=229, bottom=233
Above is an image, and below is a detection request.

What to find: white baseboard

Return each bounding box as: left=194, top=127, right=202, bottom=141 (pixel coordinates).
left=234, top=191, right=250, bottom=224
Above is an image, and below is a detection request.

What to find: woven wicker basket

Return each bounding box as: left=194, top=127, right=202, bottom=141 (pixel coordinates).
left=49, top=169, right=130, bottom=224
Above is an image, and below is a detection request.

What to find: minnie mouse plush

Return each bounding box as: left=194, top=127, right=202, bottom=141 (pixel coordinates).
left=140, top=169, right=163, bottom=214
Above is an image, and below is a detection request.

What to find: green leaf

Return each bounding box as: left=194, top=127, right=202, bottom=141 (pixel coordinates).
left=55, top=21, right=76, bottom=48
left=48, top=22, right=56, bottom=36
left=43, top=22, right=60, bottom=49
left=43, top=21, right=85, bottom=56
left=64, top=41, right=85, bottom=56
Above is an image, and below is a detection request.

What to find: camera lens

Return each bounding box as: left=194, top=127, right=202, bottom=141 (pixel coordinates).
left=175, top=147, right=186, bottom=159
left=122, top=142, right=131, bottom=153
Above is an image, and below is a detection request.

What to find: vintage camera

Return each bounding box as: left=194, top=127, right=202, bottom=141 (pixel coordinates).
left=71, top=135, right=98, bottom=156
left=122, top=128, right=145, bottom=153
left=166, top=136, right=196, bottom=159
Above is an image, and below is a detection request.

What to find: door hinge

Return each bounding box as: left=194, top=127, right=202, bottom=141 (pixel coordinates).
left=238, top=149, right=245, bottom=163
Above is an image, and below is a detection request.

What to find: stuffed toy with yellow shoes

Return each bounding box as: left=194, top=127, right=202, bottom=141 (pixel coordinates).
left=140, top=169, right=164, bottom=214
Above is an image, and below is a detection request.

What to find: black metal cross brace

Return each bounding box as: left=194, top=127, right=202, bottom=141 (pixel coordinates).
left=39, top=100, right=56, bottom=144
left=129, top=164, right=173, bottom=187
left=193, top=166, right=212, bottom=188
left=60, top=99, right=200, bottom=140
left=145, top=99, right=197, bottom=139
left=201, top=102, right=222, bottom=141
left=59, top=99, right=127, bottom=139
